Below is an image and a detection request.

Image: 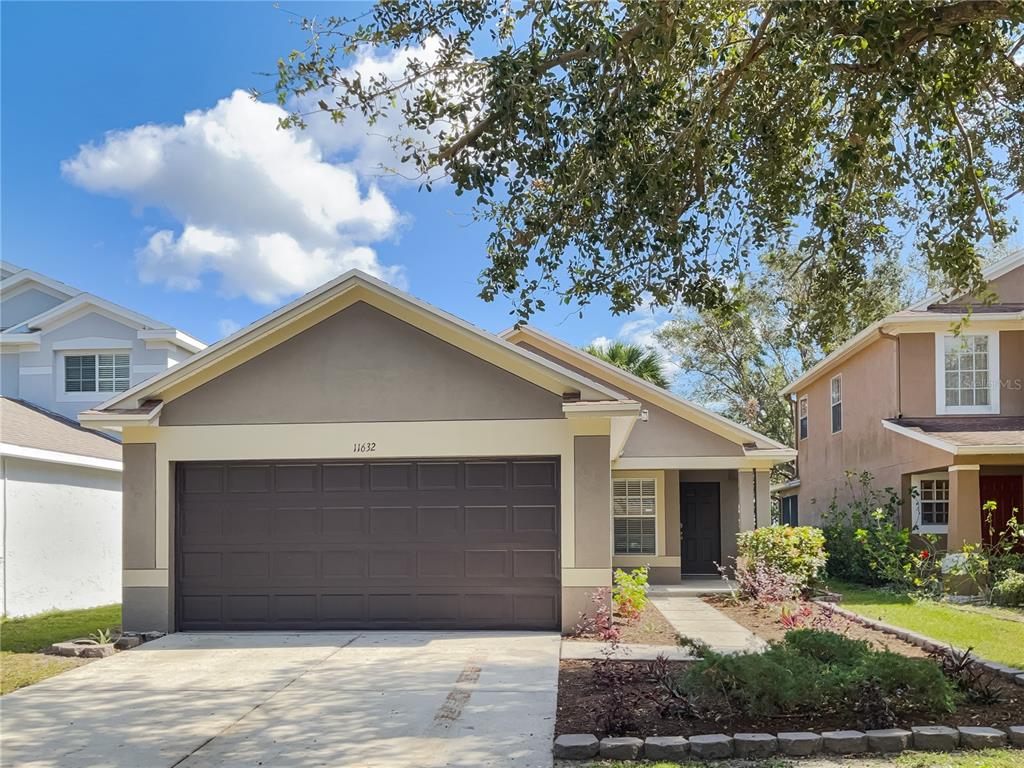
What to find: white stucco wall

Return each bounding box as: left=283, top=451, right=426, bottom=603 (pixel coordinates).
left=1, top=456, right=122, bottom=616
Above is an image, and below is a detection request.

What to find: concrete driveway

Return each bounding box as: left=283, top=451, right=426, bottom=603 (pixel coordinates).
left=0, top=631, right=560, bottom=768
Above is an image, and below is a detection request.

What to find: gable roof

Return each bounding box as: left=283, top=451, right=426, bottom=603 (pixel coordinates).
left=501, top=324, right=791, bottom=452
left=85, top=270, right=632, bottom=420
left=0, top=265, right=205, bottom=353
left=0, top=397, right=122, bottom=470
left=908, top=249, right=1024, bottom=311
left=782, top=250, right=1024, bottom=397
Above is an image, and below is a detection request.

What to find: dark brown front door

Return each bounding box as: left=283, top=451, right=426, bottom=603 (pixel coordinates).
left=979, top=475, right=1024, bottom=546
left=175, top=458, right=560, bottom=630
left=680, top=482, right=721, bottom=575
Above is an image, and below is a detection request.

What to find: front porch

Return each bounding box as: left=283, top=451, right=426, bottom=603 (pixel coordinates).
left=610, top=464, right=773, bottom=585
left=902, top=462, right=1024, bottom=547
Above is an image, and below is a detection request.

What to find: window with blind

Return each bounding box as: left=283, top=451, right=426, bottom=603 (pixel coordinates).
left=613, top=478, right=656, bottom=555
left=64, top=353, right=130, bottom=393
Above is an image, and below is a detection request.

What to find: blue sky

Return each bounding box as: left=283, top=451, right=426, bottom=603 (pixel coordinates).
left=1, top=1, right=663, bottom=354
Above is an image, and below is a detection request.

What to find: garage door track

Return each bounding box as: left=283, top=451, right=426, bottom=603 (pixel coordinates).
left=0, top=631, right=559, bottom=768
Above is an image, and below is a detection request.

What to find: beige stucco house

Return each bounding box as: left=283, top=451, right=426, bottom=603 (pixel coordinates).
left=82, top=271, right=793, bottom=633
left=779, top=251, right=1024, bottom=550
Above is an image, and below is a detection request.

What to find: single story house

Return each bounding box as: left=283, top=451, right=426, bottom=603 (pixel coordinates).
left=83, top=271, right=794, bottom=633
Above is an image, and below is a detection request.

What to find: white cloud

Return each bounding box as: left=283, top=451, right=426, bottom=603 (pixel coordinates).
left=588, top=336, right=612, bottom=352
left=300, top=37, right=475, bottom=183
left=63, top=90, right=405, bottom=304
left=216, top=318, right=242, bottom=339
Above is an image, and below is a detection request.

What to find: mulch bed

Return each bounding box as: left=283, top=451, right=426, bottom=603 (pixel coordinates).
left=555, top=596, right=1024, bottom=738
left=556, top=658, right=1024, bottom=738
left=563, top=602, right=679, bottom=646
left=704, top=596, right=930, bottom=657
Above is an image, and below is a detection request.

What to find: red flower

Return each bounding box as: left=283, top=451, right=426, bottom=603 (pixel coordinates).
left=919, top=550, right=930, bottom=560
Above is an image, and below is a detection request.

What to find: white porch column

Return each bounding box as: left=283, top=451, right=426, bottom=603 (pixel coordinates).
left=738, top=469, right=755, bottom=532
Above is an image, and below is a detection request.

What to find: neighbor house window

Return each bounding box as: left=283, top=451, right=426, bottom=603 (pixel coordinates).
left=64, top=353, right=130, bottom=393
left=780, top=495, right=798, bottom=526
left=912, top=473, right=950, bottom=532
left=798, top=396, right=808, bottom=440
left=830, top=375, right=842, bottom=434
left=938, top=333, right=999, bottom=414
left=613, top=478, right=656, bottom=555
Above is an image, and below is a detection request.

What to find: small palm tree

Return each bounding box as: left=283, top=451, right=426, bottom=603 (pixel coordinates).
left=583, top=341, right=670, bottom=388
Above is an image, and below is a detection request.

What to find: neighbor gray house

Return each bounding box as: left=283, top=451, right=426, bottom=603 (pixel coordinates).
left=0, top=261, right=203, bottom=616
left=83, top=270, right=793, bottom=634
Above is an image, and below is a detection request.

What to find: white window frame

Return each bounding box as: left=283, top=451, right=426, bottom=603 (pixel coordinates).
left=58, top=351, right=132, bottom=402
left=911, top=472, right=950, bottom=534
left=798, top=395, right=809, bottom=441
left=830, top=374, right=843, bottom=434
left=612, top=477, right=657, bottom=555
left=935, top=331, right=1000, bottom=415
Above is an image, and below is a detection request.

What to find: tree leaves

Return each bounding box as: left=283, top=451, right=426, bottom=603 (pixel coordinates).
left=273, top=0, right=1024, bottom=321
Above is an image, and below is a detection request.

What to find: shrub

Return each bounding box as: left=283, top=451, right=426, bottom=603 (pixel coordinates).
left=821, top=472, right=941, bottom=593
left=612, top=566, right=650, bottom=620
left=737, top=525, right=828, bottom=588
left=783, top=628, right=870, bottom=664
left=678, top=629, right=955, bottom=719
left=572, top=588, right=620, bottom=641
left=992, top=570, right=1024, bottom=606
left=734, top=560, right=803, bottom=603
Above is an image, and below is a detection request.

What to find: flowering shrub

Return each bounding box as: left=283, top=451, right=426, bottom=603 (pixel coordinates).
left=612, top=566, right=650, bottom=621
left=992, top=570, right=1024, bottom=607
left=736, top=525, right=828, bottom=590
left=734, top=559, right=803, bottom=603
left=945, top=502, right=1024, bottom=600
left=572, top=588, right=620, bottom=641
left=821, top=472, right=941, bottom=593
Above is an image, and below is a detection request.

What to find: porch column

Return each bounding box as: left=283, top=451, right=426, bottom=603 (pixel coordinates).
left=738, top=469, right=755, bottom=532
left=948, top=464, right=983, bottom=549
left=754, top=469, right=771, bottom=528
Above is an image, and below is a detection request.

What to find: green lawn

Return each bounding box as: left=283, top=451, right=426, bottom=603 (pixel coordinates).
left=1, top=604, right=121, bottom=694
left=829, top=580, right=1024, bottom=667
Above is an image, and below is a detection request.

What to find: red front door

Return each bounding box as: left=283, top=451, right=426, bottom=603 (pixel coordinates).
left=979, top=475, right=1024, bottom=545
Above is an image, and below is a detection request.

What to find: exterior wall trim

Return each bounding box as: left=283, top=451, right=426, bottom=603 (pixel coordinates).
left=0, top=442, right=122, bottom=472
left=881, top=419, right=1024, bottom=456
left=613, top=456, right=784, bottom=470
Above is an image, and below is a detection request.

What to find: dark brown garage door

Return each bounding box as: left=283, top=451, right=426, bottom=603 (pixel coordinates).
left=175, top=458, right=560, bottom=630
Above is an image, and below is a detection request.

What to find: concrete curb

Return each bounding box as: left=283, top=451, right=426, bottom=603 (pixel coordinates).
left=813, top=599, right=1024, bottom=686
left=554, top=725, right=1024, bottom=760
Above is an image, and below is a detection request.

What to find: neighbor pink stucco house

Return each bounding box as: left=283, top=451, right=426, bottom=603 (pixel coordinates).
left=778, top=251, right=1024, bottom=549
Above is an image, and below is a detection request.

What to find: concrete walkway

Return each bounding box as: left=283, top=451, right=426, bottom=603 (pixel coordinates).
left=650, top=595, right=766, bottom=654
left=560, top=641, right=697, bottom=661
left=0, top=631, right=560, bottom=768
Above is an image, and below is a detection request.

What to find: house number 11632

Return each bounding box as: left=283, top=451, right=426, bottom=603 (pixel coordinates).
left=353, top=442, right=376, bottom=453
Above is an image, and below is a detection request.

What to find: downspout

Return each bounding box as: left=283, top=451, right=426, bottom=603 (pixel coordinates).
left=879, top=329, right=902, bottom=418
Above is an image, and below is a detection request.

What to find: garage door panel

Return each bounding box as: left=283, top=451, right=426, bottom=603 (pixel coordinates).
left=177, top=458, right=559, bottom=630
left=369, top=463, right=412, bottom=491
left=513, top=505, right=558, bottom=532
left=417, top=506, right=460, bottom=536
left=322, top=550, right=366, bottom=578
left=322, top=463, right=365, bottom=492
left=513, top=460, right=558, bottom=489
left=417, top=462, right=459, bottom=490
left=226, top=464, right=271, bottom=493
left=274, top=463, right=319, bottom=492
left=465, top=462, right=508, bottom=489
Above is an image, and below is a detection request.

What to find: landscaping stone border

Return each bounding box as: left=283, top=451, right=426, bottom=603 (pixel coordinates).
left=553, top=725, right=1024, bottom=760
left=813, top=599, right=1024, bottom=686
